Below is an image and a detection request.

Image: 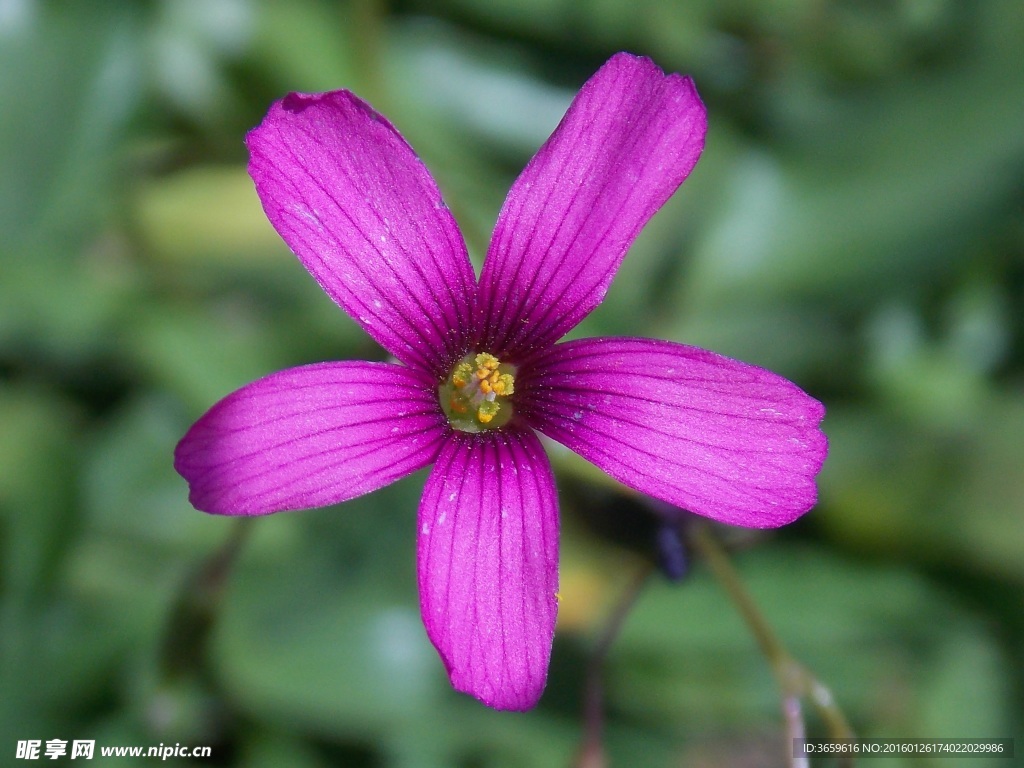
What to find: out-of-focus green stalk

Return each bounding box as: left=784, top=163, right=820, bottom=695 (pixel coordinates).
left=689, top=523, right=855, bottom=768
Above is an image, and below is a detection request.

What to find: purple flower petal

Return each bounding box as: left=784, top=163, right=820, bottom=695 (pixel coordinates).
left=417, top=427, right=559, bottom=711
left=175, top=362, right=446, bottom=515
left=519, top=338, right=827, bottom=528
left=478, top=53, right=707, bottom=359
left=247, top=91, right=477, bottom=377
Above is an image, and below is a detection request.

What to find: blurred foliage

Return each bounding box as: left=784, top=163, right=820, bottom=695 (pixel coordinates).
left=1, top=0, right=1022, bottom=766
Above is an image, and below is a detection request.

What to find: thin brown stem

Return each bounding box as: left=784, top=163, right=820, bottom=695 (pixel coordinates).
left=159, top=518, right=254, bottom=679
left=575, top=562, right=655, bottom=768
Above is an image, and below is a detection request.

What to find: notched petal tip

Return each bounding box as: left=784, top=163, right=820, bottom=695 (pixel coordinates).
left=280, top=91, right=319, bottom=114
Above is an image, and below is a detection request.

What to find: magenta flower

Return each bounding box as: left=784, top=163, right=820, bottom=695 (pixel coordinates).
left=175, top=53, right=827, bottom=711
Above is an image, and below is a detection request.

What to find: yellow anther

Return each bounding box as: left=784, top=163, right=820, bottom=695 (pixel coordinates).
left=493, top=373, right=514, bottom=396
left=451, top=361, right=473, bottom=388
left=474, top=353, right=500, bottom=377
left=440, top=352, right=517, bottom=432
left=477, top=400, right=500, bottom=423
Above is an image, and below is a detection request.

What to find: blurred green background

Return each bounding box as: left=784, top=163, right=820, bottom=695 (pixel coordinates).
left=1, top=0, right=1022, bottom=765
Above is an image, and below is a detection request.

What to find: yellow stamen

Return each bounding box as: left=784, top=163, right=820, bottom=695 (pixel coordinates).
left=474, top=353, right=500, bottom=376
left=477, top=400, right=500, bottom=423
left=439, top=352, right=518, bottom=432
left=451, top=361, right=473, bottom=388
left=492, top=373, right=514, bottom=396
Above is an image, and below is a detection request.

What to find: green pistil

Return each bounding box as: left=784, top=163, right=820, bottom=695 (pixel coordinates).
left=440, top=353, right=517, bottom=433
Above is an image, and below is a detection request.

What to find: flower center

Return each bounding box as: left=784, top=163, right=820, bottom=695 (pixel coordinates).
left=440, top=353, right=517, bottom=433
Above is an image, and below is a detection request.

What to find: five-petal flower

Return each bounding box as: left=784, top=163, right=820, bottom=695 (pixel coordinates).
left=175, top=53, right=828, bottom=711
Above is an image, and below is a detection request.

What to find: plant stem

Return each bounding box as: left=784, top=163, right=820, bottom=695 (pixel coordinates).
left=160, top=518, right=254, bottom=679
left=576, top=562, right=655, bottom=768
left=688, top=523, right=855, bottom=768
